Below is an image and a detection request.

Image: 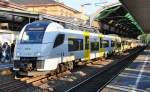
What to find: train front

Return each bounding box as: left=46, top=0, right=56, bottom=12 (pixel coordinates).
left=13, top=21, right=56, bottom=76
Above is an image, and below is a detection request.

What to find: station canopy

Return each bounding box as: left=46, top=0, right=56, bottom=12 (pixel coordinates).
left=96, top=4, right=144, bottom=38
left=120, top=0, right=150, bottom=33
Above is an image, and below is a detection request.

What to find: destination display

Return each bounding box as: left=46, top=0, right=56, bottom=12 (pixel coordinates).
left=28, top=27, right=45, bottom=31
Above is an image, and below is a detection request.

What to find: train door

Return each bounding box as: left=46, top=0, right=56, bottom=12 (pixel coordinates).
left=83, top=32, right=90, bottom=61
left=99, top=34, right=105, bottom=57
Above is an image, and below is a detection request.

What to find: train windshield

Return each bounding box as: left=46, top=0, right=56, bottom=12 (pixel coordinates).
left=21, top=22, right=49, bottom=43
left=21, top=30, right=44, bottom=43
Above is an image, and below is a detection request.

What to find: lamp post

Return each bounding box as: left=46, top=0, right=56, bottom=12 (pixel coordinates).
left=79, top=3, right=91, bottom=25
left=80, top=1, right=110, bottom=27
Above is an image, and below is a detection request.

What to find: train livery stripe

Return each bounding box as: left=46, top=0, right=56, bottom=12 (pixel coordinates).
left=83, top=31, right=90, bottom=61
left=99, top=34, right=105, bottom=57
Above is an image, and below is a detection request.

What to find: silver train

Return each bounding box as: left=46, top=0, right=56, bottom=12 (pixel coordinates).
left=13, top=21, right=139, bottom=76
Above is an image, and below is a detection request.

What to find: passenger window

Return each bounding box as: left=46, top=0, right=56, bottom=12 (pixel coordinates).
left=68, top=38, right=83, bottom=51
left=111, top=41, right=115, bottom=47
left=53, top=34, right=65, bottom=48
left=91, top=42, right=99, bottom=51
left=117, top=42, right=121, bottom=47
left=102, top=40, right=109, bottom=48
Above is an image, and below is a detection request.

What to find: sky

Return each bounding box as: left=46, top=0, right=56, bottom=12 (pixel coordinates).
left=61, top=0, right=120, bottom=15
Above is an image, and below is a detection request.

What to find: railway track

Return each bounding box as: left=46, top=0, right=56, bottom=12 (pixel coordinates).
left=65, top=47, right=145, bottom=92
left=0, top=47, right=145, bottom=92
left=0, top=79, right=27, bottom=92
left=0, top=70, right=71, bottom=92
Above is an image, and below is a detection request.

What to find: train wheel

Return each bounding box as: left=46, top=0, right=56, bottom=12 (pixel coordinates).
left=104, top=52, right=109, bottom=58
left=67, top=61, right=74, bottom=70
left=49, top=70, right=56, bottom=76
left=60, top=63, right=66, bottom=72
left=63, top=61, right=73, bottom=71
left=56, top=64, right=61, bottom=74
left=14, top=71, right=22, bottom=79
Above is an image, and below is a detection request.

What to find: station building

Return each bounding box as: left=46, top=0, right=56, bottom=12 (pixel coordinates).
left=0, top=1, right=24, bottom=44
left=0, top=0, right=100, bottom=44
left=7, top=0, right=89, bottom=22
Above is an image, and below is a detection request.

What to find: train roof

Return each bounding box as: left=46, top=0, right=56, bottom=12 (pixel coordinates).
left=30, top=21, right=100, bottom=34
left=27, top=21, right=104, bottom=37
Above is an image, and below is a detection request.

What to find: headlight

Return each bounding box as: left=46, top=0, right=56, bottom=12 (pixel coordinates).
left=37, top=53, right=41, bottom=56
left=16, top=53, right=20, bottom=56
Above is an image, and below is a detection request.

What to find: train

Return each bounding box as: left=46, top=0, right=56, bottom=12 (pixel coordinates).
left=13, top=21, right=139, bottom=77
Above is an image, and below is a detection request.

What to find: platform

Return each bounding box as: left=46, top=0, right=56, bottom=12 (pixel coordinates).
left=102, top=47, right=150, bottom=92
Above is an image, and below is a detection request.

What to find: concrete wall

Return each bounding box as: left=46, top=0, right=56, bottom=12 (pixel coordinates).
left=25, top=5, right=89, bottom=21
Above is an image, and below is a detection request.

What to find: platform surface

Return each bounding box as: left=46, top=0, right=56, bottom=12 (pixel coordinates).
left=102, top=47, right=150, bottom=92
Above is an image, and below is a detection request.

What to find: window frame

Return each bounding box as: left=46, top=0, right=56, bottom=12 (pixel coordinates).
left=90, top=41, right=99, bottom=51
left=111, top=41, right=115, bottom=47
left=68, top=38, right=83, bottom=51
left=53, top=34, right=65, bottom=48
left=102, top=40, right=109, bottom=48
